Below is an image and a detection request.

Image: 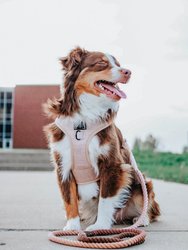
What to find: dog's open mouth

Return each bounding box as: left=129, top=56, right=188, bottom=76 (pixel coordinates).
left=95, top=80, right=127, bottom=99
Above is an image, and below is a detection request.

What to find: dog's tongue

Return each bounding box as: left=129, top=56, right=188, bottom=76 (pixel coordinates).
left=101, top=83, right=127, bottom=98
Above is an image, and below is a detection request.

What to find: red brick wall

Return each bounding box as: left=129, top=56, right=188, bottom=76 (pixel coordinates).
left=13, top=85, right=60, bottom=149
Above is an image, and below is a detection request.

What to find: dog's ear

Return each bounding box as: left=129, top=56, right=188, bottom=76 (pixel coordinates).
left=60, top=47, right=87, bottom=71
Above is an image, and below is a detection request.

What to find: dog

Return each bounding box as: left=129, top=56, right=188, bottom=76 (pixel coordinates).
left=44, top=47, right=160, bottom=231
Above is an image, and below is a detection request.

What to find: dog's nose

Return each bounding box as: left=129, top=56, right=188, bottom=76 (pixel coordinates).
left=121, top=68, right=131, bottom=77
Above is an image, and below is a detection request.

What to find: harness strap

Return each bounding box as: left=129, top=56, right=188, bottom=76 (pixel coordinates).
left=55, top=117, right=112, bottom=184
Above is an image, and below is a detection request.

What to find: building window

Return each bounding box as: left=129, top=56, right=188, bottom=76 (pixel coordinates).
left=0, top=92, right=4, bottom=100
left=0, top=88, right=14, bottom=149
left=7, top=92, right=12, bottom=100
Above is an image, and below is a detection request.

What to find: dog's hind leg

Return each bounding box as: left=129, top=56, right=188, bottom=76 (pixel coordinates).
left=115, top=180, right=160, bottom=226
left=86, top=164, right=132, bottom=230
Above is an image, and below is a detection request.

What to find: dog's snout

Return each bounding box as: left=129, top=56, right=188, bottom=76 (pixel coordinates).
left=121, top=68, right=131, bottom=77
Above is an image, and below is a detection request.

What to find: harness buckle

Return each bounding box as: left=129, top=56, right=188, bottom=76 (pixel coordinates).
left=74, top=121, right=87, bottom=130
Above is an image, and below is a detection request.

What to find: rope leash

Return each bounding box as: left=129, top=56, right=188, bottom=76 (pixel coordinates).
left=48, top=146, right=148, bottom=248
left=48, top=228, right=146, bottom=248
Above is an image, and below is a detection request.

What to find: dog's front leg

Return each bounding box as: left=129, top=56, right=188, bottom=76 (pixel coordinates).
left=55, top=165, right=81, bottom=230
left=86, top=165, right=131, bottom=230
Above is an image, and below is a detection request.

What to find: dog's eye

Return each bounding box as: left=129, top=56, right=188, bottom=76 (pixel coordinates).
left=89, top=61, right=108, bottom=71
left=95, top=61, right=108, bottom=66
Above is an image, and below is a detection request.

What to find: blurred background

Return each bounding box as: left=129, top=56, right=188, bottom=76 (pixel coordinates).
left=0, top=0, right=188, bottom=183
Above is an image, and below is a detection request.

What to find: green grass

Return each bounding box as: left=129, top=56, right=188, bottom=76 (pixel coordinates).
left=133, top=150, right=188, bottom=184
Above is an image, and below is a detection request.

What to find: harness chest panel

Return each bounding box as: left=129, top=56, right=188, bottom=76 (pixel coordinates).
left=55, top=117, right=111, bottom=185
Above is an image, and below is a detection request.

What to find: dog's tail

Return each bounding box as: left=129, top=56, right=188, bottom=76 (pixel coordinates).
left=146, top=180, right=161, bottom=221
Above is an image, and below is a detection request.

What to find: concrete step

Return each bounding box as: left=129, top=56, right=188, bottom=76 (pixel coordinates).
left=0, top=156, right=50, bottom=163
left=0, top=149, right=53, bottom=171
left=0, top=162, right=53, bottom=171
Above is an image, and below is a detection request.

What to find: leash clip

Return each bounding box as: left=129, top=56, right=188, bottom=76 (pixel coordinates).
left=74, top=121, right=87, bottom=140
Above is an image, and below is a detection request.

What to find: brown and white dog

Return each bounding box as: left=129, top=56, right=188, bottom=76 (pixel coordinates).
left=44, top=47, right=160, bottom=231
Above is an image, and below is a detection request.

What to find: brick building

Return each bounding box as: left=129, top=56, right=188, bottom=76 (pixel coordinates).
left=0, top=85, right=60, bottom=149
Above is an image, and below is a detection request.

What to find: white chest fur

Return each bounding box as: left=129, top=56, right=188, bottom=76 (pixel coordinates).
left=50, top=134, right=110, bottom=201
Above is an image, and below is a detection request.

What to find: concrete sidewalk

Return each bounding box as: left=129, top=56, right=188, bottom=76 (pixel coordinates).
left=0, top=171, right=188, bottom=250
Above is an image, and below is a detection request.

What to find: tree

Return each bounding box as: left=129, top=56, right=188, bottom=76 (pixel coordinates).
left=142, top=134, right=159, bottom=151
left=133, top=137, right=142, bottom=152
left=133, top=134, right=159, bottom=152
left=183, top=146, right=188, bottom=154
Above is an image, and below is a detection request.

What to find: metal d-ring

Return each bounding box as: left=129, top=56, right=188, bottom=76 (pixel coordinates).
left=75, top=130, right=81, bottom=140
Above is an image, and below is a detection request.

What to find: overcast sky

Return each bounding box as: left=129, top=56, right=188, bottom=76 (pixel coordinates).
left=0, top=0, right=188, bottom=152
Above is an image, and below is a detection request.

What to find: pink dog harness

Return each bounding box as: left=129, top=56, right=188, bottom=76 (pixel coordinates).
left=55, top=117, right=112, bottom=184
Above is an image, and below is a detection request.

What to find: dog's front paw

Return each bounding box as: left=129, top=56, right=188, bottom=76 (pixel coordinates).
left=86, top=222, right=111, bottom=231
left=63, top=217, right=81, bottom=231
left=132, top=215, right=150, bottom=227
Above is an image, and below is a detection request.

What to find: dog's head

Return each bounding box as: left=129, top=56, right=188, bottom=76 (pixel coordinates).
left=61, top=47, right=131, bottom=101
left=44, top=47, right=131, bottom=118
